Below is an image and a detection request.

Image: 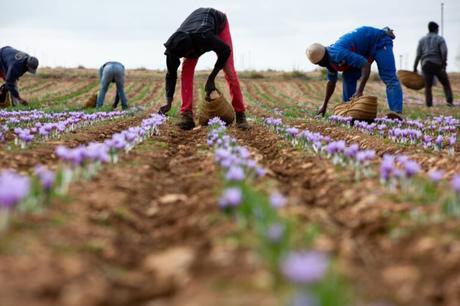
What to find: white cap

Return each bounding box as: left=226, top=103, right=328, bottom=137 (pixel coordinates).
left=306, top=43, right=326, bottom=64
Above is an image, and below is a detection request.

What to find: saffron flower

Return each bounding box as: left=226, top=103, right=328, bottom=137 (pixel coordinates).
left=270, top=192, right=287, bottom=209
left=450, top=175, right=460, bottom=193
left=218, top=187, right=242, bottom=209
left=0, top=171, right=31, bottom=209
left=281, top=251, right=329, bottom=284
left=428, top=170, right=444, bottom=183
left=225, top=166, right=245, bottom=181
left=34, top=166, right=56, bottom=191
left=266, top=223, right=285, bottom=243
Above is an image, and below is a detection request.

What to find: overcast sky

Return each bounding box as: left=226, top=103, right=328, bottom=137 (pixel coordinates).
left=1, top=0, right=459, bottom=71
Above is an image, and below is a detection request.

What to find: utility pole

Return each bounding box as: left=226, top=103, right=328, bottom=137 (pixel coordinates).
left=399, top=54, right=403, bottom=70
left=441, top=2, right=444, bottom=36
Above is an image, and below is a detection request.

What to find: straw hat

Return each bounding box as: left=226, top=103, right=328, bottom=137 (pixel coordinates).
left=306, top=43, right=326, bottom=64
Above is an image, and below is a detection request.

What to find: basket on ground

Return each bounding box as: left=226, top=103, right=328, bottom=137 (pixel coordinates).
left=397, top=70, right=425, bottom=90
left=347, top=96, right=378, bottom=121
left=198, top=90, right=235, bottom=126
left=333, top=96, right=378, bottom=121
left=84, top=93, right=98, bottom=108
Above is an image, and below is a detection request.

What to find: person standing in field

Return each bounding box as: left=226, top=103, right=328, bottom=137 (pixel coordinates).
left=306, top=26, right=403, bottom=119
left=97, top=61, right=128, bottom=110
left=413, top=21, right=454, bottom=107
left=0, top=46, right=39, bottom=107
left=158, top=7, right=249, bottom=130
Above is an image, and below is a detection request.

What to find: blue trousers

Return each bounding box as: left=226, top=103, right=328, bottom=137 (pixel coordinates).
left=97, top=63, right=128, bottom=109
left=342, top=44, right=403, bottom=113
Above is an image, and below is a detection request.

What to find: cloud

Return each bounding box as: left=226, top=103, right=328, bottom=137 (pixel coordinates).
left=1, top=0, right=459, bottom=70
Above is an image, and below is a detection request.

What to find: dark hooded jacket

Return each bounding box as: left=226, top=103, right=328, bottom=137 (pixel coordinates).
left=0, top=46, right=31, bottom=99
left=164, top=8, right=230, bottom=100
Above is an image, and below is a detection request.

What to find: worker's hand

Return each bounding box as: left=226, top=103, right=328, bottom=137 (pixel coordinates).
left=352, top=91, right=364, bottom=99
left=19, top=98, right=29, bottom=106
left=316, top=105, right=327, bottom=117
left=205, top=79, right=216, bottom=96
left=383, top=27, right=396, bottom=39
left=158, top=101, right=172, bottom=115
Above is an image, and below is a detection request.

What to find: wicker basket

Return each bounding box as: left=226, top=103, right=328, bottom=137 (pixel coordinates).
left=332, top=103, right=350, bottom=117
left=84, top=93, right=98, bottom=108
left=198, top=90, right=235, bottom=126
left=333, top=96, right=378, bottom=121
left=397, top=70, right=425, bottom=90
left=348, top=96, right=378, bottom=121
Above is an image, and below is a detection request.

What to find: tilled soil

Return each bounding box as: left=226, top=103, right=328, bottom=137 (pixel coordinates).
left=2, top=71, right=459, bottom=306
left=231, top=123, right=460, bottom=306
left=293, top=119, right=460, bottom=176
left=0, top=124, right=271, bottom=306
left=0, top=115, right=146, bottom=171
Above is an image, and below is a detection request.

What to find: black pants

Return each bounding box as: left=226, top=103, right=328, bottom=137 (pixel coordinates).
left=0, top=84, right=6, bottom=103
left=422, top=62, right=454, bottom=106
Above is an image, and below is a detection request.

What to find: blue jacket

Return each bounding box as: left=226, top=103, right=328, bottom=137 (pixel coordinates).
left=326, top=27, right=392, bottom=81
left=0, top=46, right=31, bottom=98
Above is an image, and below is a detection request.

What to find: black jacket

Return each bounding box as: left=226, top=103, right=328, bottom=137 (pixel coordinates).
left=176, top=7, right=227, bottom=35
left=164, top=8, right=230, bottom=100
left=0, top=46, right=31, bottom=99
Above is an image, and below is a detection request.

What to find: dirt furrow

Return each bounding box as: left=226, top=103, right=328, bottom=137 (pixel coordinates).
left=292, top=119, right=460, bottom=176
left=231, top=123, right=460, bottom=306
left=0, top=114, right=146, bottom=171
left=0, top=124, right=245, bottom=306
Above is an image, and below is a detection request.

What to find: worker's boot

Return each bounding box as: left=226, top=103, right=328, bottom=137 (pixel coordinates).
left=0, top=84, right=6, bottom=104
left=236, top=111, right=249, bottom=130
left=386, top=112, right=404, bottom=121
left=177, top=111, right=195, bottom=130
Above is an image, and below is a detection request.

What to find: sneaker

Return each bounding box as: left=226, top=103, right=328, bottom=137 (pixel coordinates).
left=177, top=111, right=195, bottom=130
left=236, top=112, right=249, bottom=130
left=386, top=112, right=404, bottom=121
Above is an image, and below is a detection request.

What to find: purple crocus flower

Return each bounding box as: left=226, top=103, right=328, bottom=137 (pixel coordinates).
left=270, top=192, right=287, bottom=209
left=356, top=150, right=375, bottom=163
left=326, top=141, right=346, bottom=155
left=0, top=171, right=31, bottom=209
left=255, top=167, right=266, bottom=178
left=286, top=127, right=299, bottom=137
left=225, top=166, right=245, bottom=181
left=344, top=144, right=359, bottom=158
left=55, top=145, right=70, bottom=161
left=396, top=155, right=409, bottom=164
left=392, top=168, right=404, bottom=179
left=218, top=187, right=242, bottom=209
left=380, top=155, right=395, bottom=181
left=34, top=166, right=56, bottom=191
left=450, top=175, right=460, bottom=193
left=281, top=251, right=329, bottom=284
left=435, top=135, right=444, bottom=147
left=428, top=170, right=444, bottom=183
left=266, top=223, right=285, bottom=243
left=404, top=160, right=421, bottom=178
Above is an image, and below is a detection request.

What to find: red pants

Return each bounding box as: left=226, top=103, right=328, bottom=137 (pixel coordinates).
left=180, top=18, right=245, bottom=114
